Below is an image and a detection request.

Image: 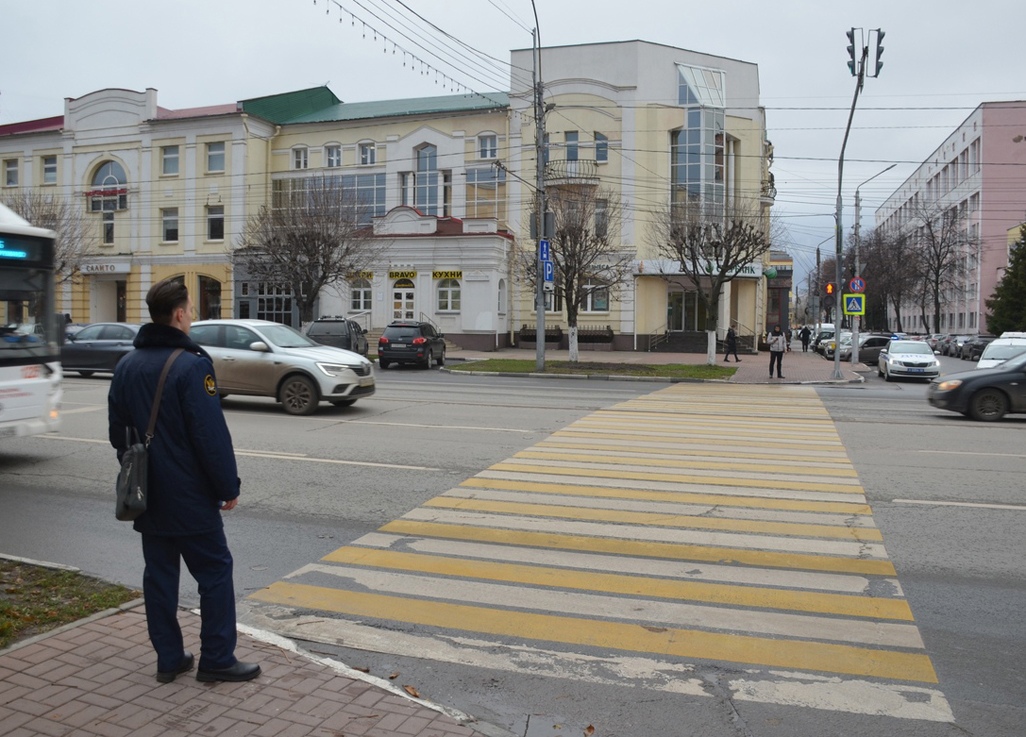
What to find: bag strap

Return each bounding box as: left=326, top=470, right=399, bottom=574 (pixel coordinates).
left=144, top=348, right=185, bottom=447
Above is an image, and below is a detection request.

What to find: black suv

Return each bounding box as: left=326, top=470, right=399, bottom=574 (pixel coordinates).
left=377, top=321, right=445, bottom=369
left=306, top=317, right=368, bottom=356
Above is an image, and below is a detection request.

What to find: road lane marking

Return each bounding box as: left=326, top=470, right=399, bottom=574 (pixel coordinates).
left=251, top=581, right=937, bottom=682
left=320, top=546, right=912, bottom=620
left=893, top=498, right=1026, bottom=511
left=378, top=519, right=897, bottom=575
left=352, top=532, right=901, bottom=594
left=460, top=477, right=872, bottom=515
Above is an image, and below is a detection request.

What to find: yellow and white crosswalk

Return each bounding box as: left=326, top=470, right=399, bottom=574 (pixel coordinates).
left=248, top=384, right=952, bottom=719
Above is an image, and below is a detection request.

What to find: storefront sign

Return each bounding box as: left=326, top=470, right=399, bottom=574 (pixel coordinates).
left=432, top=270, right=462, bottom=279
left=389, top=270, right=417, bottom=279
left=81, top=262, right=131, bottom=274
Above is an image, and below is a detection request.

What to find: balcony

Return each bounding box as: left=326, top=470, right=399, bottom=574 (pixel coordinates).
left=544, top=159, right=600, bottom=188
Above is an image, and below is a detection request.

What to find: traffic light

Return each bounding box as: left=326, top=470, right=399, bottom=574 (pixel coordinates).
left=846, top=29, right=857, bottom=76
left=873, top=29, right=885, bottom=77
left=824, top=281, right=837, bottom=297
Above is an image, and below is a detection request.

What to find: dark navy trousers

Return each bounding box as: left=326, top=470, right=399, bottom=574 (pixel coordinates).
left=141, top=531, right=237, bottom=672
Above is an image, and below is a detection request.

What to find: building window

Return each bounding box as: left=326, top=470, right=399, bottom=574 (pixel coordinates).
left=198, top=275, right=222, bottom=319
left=42, top=156, right=57, bottom=185
left=542, top=290, right=563, bottom=313
left=256, top=282, right=294, bottom=326
left=162, top=146, right=180, bottom=176
left=359, top=142, right=376, bottom=165
left=162, top=208, right=179, bottom=242
left=478, top=134, right=497, bottom=159
left=437, top=278, right=461, bottom=311
left=102, top=212, right=114, bottom=245
left=326, top=145, right=341, bottom=168
left=595, top=132, right=608, bottom=163
left=595, top=199, right=609, bottom=238
left=497, top=278, right=506, bottom=314
left=673, top=63, right=727, bottom=205
left=414, top=144, right=440, bottom=216
left=466, top=166, right=506, bottom=220
left=3, top=159, right=18, bottom=187
left=206, top=142, right=225, bottom=173
left=350, top=277, right=372, bottom=311
left=583, top=282, right=610, bottom=312
left=564, top=131, right=579, bottom=162
left=293, top=147, right=308, bottom=170
left=342, top=173, right=386, bottom=225
left=207, top=205, right=224, bottom=240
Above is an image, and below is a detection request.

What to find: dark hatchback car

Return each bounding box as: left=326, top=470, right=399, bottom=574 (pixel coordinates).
left=305, top=317, right=369, bottom=356
left=60, top=322, right=141, bottom=376
left=927, top=351, right=1026, bottom=421
left=960, top=334, right=995, bottom=361
left=377, top=320, right=446, bottom=369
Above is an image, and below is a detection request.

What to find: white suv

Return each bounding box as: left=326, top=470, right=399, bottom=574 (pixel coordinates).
left=190, top=319, right=375, bottom=415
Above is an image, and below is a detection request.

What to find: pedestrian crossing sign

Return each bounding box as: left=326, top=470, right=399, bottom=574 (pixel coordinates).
left=843, top=294, right=865, bottom=315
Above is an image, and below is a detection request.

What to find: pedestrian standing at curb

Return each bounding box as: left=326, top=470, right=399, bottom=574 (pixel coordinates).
left=724, top=326, right=741, bottom=362
left=799, top=325, right=811, bottom=352
left=108, top=278, right=260, bottom=685
left=768, top=324, right=786, bottom=378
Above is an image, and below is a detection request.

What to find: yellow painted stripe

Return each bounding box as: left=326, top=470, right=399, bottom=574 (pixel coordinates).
left=489, top=461, right=866, bottom=495
left=459, top=478, right=873, bottom=515
left=379, top=520, right=896, bottom=576
left=514, top=450, right=859, bottom=478
left=569, top=423, right=838, bottom=443
left=558, top=431, right=845, bottom=447
left=536, top=440, right=854, bottom=464
left=422, top=497, right=883, bottom=542
left=321, top=547, right=912, bottom=620
left=251, top=582, right=937, bottom=683
left=582, top=414, right=836, bottom=431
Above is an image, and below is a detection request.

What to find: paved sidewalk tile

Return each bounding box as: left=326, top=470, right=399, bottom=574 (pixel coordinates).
left=0, top=606, right=489, bottom=737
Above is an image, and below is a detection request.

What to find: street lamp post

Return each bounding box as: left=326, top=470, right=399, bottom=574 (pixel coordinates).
left=850, top=163, right=896, bottom=364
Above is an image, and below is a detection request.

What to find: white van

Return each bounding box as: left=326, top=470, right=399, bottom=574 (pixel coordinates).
left=976, top=332, right=1026, bottom=369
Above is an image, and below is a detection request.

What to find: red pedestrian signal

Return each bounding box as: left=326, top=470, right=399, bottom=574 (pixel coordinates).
left=824, top=282, right=837, bottom=296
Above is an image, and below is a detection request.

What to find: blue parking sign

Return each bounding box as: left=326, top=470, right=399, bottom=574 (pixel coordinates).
left=543, top=261, right=554, bottom=282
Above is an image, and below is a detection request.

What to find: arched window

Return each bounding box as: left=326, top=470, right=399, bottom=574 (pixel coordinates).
left=437, top=278, right=460, bottom=312
left=497, top=278, right=507, bottom=314
left=350, top=277, right=372, bottom=311
left=88, top=160, right=128, bottom=212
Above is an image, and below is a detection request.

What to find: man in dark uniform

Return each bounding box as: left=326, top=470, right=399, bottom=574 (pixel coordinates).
left=109, top=278, right=259, bottom=683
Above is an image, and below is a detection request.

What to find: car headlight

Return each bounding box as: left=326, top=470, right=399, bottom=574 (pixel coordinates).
left=316, top=362, right=357, bottom=377
left=936, top=379, right=963, bottom=391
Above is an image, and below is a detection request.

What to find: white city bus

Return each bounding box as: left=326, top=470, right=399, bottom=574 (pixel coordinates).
left=0, top=202, right=62, bottom=439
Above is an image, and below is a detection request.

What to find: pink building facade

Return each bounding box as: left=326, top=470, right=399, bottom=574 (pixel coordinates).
left=875, top=101, right=1026, bottom=335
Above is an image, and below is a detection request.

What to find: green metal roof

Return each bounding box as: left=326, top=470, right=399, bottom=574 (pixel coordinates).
left=284, top=91, right=509, bottom=124
left=240, top=87, right=343, bottom=124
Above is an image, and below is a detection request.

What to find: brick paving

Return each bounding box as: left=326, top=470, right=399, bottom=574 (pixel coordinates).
left=0, top=603, right=493, bottom=737
left=0, top=347, right=863, bottom=737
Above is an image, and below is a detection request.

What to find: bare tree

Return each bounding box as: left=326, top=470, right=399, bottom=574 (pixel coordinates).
left=653, top=197, right=772, bottom=364
left=1, top=189, right=94, bottom=284
left=233, top=176, right=385, bottom=326
left=521, top=187, right=633, bottom=362
left=905, top=202, right=973, bottom=333
left=858, top=227, right=920, bottom=332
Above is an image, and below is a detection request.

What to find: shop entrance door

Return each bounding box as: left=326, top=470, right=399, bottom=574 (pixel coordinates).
left=392, top=278, right=415, bottom=320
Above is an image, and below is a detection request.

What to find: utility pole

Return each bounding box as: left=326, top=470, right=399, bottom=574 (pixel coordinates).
left=531, top=16, right=548, bottom=372
left=833, top=27, right=885, bottom=379
left=850, top=163, right=895, bottom=363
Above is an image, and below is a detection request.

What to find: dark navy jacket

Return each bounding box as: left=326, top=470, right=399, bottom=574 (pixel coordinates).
left=108, top=323, right=240, bottom=536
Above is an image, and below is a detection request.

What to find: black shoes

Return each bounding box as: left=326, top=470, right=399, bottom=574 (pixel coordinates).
left=156, top=651, right=194, bottom=683
left=196, top=661, right=261, bottom=683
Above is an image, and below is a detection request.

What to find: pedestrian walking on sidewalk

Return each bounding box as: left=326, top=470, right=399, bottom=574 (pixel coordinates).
left=768, top=325, right=787, bottom=378
left=799, top=325, right=811, bottom=352
left=724, top=326, right=741, bottom=362
left=108, top=278, right=260, bottom=685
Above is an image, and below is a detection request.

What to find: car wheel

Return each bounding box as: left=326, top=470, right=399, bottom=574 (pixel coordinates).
left=877, top=364, right=884, bottom=378
left=379, top=359, right=390, bottom=369
left=968, top=388, right=1008, bottom=422
left=278, top=375, right=319, bottom=416
left=330, top=398, right=357, bottom=407
left=78, top=370, right=94, bottom=378
left=436, top=347, right=445, bottom=367
left=422, top=350, right=433, bottom=369
left=883, top=365, right=892, bottom=382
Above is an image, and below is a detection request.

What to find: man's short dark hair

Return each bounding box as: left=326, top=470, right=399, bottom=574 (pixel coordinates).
left=147, top=278, right=189, bottom=325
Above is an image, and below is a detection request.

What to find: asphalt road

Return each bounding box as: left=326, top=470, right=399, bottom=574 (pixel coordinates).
left=1, top=362, right=1023, bottom=737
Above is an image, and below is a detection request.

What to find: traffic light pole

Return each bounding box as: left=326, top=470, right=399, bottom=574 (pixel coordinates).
left=833, top=34, right=870, bottom=380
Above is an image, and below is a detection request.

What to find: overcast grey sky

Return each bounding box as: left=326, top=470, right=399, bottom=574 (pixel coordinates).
left=3, top=0, right=1024, bottom=277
